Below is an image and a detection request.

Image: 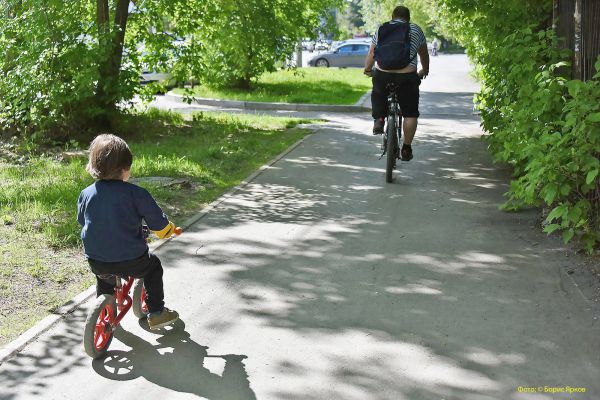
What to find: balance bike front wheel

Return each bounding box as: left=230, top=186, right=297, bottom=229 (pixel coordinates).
left=132, top=279, right=149, bottom=319
left=83, top=294, right=117, bottom=359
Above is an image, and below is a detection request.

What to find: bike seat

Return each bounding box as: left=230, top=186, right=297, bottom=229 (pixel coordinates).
left=97, top=273, right=129, bottom=280
left=385, top=83, right=401, bottom=92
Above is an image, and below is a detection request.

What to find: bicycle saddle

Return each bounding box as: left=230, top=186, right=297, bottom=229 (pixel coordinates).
left=385, top=83, right=401, bottom=92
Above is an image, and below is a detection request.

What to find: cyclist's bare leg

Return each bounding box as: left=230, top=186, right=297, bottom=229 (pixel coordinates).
left=403, top=117, right=418, bottom=145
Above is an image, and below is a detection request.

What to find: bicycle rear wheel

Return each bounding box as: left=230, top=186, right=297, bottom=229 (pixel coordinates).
left=83, top=294, right=116, bottom=359
left=385, top=115, right=397, bottom=183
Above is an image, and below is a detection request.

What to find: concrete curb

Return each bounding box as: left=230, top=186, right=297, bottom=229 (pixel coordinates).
left=164, top=92, right=370, bottom=113
left=355, top=91, right=371, bottom=108
left=0, top=126, right=316, bottom=366
left=178, top=124, right=314, bottom=230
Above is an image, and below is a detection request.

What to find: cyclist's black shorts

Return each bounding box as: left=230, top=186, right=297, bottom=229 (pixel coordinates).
left=372, top=69, right=420, bottom=118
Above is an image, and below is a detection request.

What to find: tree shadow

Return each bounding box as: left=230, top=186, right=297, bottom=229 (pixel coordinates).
left=1, top=117, right=598, bottom=400
left=162, top=120, right=600, bottom=398
left=0, top=308, right=89, bottom=399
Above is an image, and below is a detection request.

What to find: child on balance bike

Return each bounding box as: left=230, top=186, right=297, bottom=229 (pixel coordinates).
left=77, top=133, right=179, bottom=330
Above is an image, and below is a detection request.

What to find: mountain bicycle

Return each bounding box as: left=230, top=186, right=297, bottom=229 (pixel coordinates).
left=381, top=82, right=402, bottom=183
left=83, top=226, right=182, bottom=359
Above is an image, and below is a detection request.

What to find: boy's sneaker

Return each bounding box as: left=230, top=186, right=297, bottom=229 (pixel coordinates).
left=148, top=308, right=179, bottom=330
left=373, top=118, right=384, bottom=135
left=401, top=145, right=413, bottom=161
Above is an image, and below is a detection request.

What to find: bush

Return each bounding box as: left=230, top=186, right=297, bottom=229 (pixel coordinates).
left=432, top=0, right=600, bottom=251
left=484, top=31, right=600, bottom=250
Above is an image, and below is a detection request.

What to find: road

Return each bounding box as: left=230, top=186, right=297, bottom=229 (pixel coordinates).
left=1, top=54, right=599, bottom=400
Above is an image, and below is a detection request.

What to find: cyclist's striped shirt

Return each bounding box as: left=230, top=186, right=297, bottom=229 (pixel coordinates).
left=372, top=19, right=426, bottom=70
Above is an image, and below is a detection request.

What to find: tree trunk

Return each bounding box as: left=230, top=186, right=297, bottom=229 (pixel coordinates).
left=95, top=0, right=111, bottom=127
left=111, top=0, right=129, bottom=82
left=573, top=0, right=582, bottom=80
left=95, top=0, right=129, bottom=127
left=295, top=41, right=303, bottom=67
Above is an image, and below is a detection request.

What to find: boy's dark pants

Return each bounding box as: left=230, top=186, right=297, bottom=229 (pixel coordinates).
left=88, top=252, right=164, bottom=314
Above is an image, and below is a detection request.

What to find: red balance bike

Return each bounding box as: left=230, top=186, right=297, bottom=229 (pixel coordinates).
left=83, top=226, right=182, bottom=359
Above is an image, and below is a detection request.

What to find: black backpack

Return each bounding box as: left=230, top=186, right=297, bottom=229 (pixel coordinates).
left=374, top=21, right=415, bottom=70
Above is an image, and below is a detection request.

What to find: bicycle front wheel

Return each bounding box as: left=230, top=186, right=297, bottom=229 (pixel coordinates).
left=386, top=115, right=397, bottom=183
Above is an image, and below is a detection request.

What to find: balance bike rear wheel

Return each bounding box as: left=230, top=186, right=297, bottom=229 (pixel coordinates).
left=83, top=294, right=117, bottom=359
left=132, top=279, right=149, bottom=319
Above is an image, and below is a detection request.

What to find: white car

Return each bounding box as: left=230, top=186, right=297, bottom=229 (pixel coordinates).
left=314, top=41, right=330, bottom=51
left=140, top=69, right=172, bottom=84
left=302, top=40, right=315, bottom=52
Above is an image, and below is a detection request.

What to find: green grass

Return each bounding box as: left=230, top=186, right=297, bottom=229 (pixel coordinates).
left=0, top=108, right=315, bottom=345
left=173, top=67, right=371, bottom=105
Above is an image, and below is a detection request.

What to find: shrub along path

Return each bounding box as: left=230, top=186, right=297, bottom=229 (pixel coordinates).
left=1, top=55, right=599, bottom=399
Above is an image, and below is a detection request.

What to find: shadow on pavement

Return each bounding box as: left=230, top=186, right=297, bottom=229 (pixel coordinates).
left=91, top=320, right=256, bottom=400
left=420, top=91, right=477, bottom=116
left=163, top=123, right=599, bottom=399
left=0, top=309, right=89, bottom=400
left=1, top=118, right=598, bottom=400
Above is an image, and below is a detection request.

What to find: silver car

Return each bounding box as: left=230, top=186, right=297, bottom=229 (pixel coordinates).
left=308, top=43, right=370, bottom=68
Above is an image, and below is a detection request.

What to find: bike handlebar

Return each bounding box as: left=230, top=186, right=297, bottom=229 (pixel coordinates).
left=141, top=224, right=183, bottom=239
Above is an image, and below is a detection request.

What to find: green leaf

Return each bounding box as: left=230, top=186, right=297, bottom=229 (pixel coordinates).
left=543, top=183, right=558, bottom=204
left=543, top=224, right=561, bottom=234
left=560, top=184, right=571, bottom=196
left=562, top=229, right=575, bottom=243
left=568, top=207, right=583, bottom=222
left=586, top=169, right=599, bottom=185
left=546, top=205, right=566, bottom=222
left=586, top=113, right=600, bottom=123
left=566, top=80, right=583, bottom=97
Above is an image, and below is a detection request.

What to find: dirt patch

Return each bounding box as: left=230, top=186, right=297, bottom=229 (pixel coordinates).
left=0, top=223, right=93, bottom=346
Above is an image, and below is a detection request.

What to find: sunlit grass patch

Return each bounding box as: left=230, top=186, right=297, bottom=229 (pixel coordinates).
left=174, top=67, right=371, bottom=105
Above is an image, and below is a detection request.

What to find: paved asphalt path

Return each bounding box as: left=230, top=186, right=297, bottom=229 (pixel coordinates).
left=1, top=55, right=599, bottom=400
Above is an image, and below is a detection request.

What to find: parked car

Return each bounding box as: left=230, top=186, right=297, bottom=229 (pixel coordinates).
left=302, top=39, right=315, bottom=52
left=332, top=38, right=371, bottom=51
left=308, top=42, right=370, bottom=68
left=140, top=69, right=172, bottom=84
left=314, top=40, right=330, bottom=51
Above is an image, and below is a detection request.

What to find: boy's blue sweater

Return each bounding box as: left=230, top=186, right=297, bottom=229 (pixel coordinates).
left=77, top=180, right=169, bottom=262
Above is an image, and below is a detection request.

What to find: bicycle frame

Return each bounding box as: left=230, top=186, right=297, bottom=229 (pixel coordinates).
left=384, top=91, right=401, bottom=155
left=112, top=276, right=135, bottom=328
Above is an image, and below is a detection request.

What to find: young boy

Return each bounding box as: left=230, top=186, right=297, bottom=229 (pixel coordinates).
left=77, top=133, right=179, bottom=330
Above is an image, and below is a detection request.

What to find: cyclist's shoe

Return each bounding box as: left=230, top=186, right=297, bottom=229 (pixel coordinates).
left=401, top=145, right=413, bottom=161
left=148, top=308, right=179, bottom=330
left=372, top=118, right=384, bottom=135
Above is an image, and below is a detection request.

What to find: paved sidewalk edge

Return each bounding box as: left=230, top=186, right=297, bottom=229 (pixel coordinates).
left=0, top=126, right=315, bottom=366
left=355, top=91, right=371, bottom=108
left=178, top=124, right=315, bottom=230
left=164, top=92, right=370, bottom=113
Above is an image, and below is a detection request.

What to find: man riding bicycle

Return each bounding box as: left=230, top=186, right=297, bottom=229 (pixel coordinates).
left=363, top=5, right=429, bottom=161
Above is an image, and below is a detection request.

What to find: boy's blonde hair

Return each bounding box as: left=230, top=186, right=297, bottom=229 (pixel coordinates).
left=86, top=134, right=133, bottom=180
